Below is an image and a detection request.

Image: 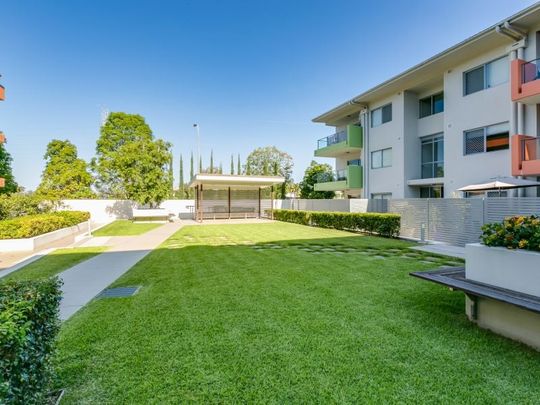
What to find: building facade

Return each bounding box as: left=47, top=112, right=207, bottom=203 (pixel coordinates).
left=313, top=4, right=540, bottom=199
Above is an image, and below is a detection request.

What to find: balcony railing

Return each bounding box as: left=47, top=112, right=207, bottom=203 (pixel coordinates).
left=317, top=130, right=347, bottom=150
left=522, top=137, right=540, bottom=161
left=522, top=58, right=540, bottom=84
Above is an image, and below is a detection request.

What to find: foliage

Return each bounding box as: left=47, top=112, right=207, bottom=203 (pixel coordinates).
left=36, top=139, right=94, bottom=200
left=0, top=211, right=89, bottom=239
left=481, top=215, right=540, bottom=252
left=0, top=193, right=53, bottom=220
left=230, top=155, right=234, bottom=175
left=91, top=112, right=172, bottom=206
left=272, top=209, right=401, bottom=237
left=299, top=160, right=335, bottom=199
left=237, top=154, right=241, bottom=175
left=245, top=146, right=293, bottom=198
left=0, top=278, right=62, bottom=404
left=0, top=143, right=18, bottom=194
left=178, top=154, right=185, bottom=198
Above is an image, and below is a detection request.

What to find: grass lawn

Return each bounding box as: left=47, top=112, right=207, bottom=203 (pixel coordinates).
left=56, top=222, right=540, bottom=403
left=92, top=220, right=163, bottom=236
left=2, top=247, right=108, bottom=282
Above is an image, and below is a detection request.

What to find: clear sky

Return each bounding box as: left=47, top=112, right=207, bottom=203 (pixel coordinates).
left=0, top=0, right=536, bottom=189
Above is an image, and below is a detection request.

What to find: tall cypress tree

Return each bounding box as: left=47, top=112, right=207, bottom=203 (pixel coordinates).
left=179, top=154, right=185, bottom=199
left=190, top=152, right=194, bottom=179
left=237, top=154, right=241, bottom=175
left=219, top=162, right=223, bottom=174
left=199, top=156, right=202, bottom=173
left=0, top=143, right=18, bottom=194
left=230, top=154, right=234, bottom=175
left=209, top=150, right=214, bottom=174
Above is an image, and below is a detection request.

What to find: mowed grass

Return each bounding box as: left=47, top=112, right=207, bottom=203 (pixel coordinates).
left=2, top=247, right=108, bottom=281
left=56, top=222, right=540, bottom=403
left=92, top=220, right=163, bottom=236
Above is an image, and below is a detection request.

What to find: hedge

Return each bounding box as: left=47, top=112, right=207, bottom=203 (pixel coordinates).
left=481, top=215, right=540, bottom=252
left=0, top=278, right=62, bottom=403
left=0, top=211, right=90, bottom=239
left=272, top=209, right=401, bottom=238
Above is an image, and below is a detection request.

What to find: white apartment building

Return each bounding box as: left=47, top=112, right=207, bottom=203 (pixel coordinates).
left=313, top=3, right=540, bottom=199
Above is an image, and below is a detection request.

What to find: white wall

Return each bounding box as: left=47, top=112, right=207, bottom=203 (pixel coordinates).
left=443, top=45, right=511, bottom=197
left=62, top=200, right=195, bottom=223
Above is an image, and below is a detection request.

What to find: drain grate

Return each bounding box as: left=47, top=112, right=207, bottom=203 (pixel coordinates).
left=97, top=286, right=141, bottom=299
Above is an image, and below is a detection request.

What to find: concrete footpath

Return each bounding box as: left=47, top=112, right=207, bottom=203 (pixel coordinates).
left=59, top=222, right=182, bottom=320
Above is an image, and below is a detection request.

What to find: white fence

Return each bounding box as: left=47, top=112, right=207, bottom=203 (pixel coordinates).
left=61, top=200, right=195, bottom=223
left=274, top=197, right=540, bottom=247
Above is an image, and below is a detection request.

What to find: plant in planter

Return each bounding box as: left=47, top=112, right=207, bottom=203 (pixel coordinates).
left=480, top=215, right=540, bottom=252
left=466, top=215, right=540, bottom=297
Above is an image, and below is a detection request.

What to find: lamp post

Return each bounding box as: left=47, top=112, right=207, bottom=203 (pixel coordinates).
left=193, top=124, right=200, bottom=174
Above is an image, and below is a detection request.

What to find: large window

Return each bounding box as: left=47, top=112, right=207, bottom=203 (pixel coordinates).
left=421, top=134, right=444, bottom=178
left=464, top=56, right=508, bottom=95
left=371, top=193, right=392, bottom=199
left=420, top=186, right=444, bottom=198
left=347, top=159, right=361, bottom=166
left=371, top=104, right=392, bottom=127
left=371, top=148, right=392, bottom=169
left=419, top=92, right=444, bottom=118
left=464, top=122, right=509, bottom=155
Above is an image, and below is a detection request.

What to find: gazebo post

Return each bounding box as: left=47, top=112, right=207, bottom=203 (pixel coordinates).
left=200, top=184, right=204, bottom=223
left=270, top=185, right=274, bottom=220
left=258, top=187, right=261, bottom=218
left=228, top=187, right=231, bottom=219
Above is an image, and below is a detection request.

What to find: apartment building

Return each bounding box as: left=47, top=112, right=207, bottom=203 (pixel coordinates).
left=0, top=75, right=5, bottom=188
left=313, top=3, right=540, bottom=199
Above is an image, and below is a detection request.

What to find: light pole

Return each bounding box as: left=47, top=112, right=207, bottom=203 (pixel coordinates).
left=193, top=123, right=200, bottom=174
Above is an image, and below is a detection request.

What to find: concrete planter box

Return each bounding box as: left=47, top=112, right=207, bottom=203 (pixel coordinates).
left=132, top=208, right=171, bottom=222
left=465, top=243, right=540, bottom=297
left=0, top=221, right=90, bottom=252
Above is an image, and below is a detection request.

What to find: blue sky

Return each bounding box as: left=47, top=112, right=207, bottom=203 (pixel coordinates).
left=0, top=0, right=536, bottom=189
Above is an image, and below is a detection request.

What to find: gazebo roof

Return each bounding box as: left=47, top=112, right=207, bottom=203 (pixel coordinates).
left=188, top=174, right=285, bottom=190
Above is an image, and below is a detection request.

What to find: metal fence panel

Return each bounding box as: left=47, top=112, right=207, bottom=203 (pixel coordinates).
left=427, top=199, right=484, bottom=246
left=388, top=199, right=429, bottom=240
left=484, top=197, right=540, bottom=223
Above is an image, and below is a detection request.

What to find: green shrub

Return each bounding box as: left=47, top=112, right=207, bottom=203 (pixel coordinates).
left=0, top=193, right=54, bottom=220
left=272, top=209, right=400, bottom=238
left=0, top=211, right=90, bottom=239
left=0, top=278, right=62, bottom=403
left=481, top=215, right=540, bottom=252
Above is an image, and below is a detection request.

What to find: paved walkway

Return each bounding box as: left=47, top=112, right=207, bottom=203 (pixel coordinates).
left=59, top=222, right=182, bottom=320
left=411, top=243, right=465, bottom=259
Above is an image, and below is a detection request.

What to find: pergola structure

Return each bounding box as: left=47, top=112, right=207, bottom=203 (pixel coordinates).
left=188, top=174, right=285, bottom=222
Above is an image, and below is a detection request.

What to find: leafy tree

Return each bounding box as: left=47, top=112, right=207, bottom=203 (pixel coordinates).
left=36, top=139, right=94, bottom=199
left=91, top=112, right=172, bottom=206
left=0, top=143, right=18, bottom=194
left=169, top=155, right=174, bottom=198
left=230, top=155, right=234, bottom=175
left=237, top=154, right=241, bottom=175
left=245, top=146, right=293, bottom=198
left=299, top=160, right=335, bottom=199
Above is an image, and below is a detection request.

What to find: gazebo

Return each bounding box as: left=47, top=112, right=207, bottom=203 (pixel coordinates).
left=188, top=174, right=285, bottom=222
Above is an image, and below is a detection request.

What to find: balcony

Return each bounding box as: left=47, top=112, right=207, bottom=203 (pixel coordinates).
left=314, top=125, right=363, bottom=158
left=510, top=58, right=540, bottom=104
left=511, top=134, right=540, bottom=176
left=314, top=165, right=363, bottom=192
left=0, top=85, right=4, bottom=101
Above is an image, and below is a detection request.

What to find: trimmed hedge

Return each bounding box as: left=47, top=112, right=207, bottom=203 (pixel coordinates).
left=0, top=211, right=90, bottom=239
left=481, top=215, right=540, bottom=252
left=272, top=209, right=401, bottom=238
left=0, top=278, right=62, bottom=403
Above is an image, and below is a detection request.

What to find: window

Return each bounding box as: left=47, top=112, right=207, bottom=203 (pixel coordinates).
left=419, top=92, right=444, bottom=118
left=464, top=56, right=508, bottom=95
left=371, top=104, right=392, bottom=127
left=421, top=135, right=444, bottom=178
left=347, top=159, right=361, bottom=166
left=464, top=122, right=509, bottom=155
left=420, top=186, right=444, bottom=198
left=371, top=148, right=392, bottom=169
